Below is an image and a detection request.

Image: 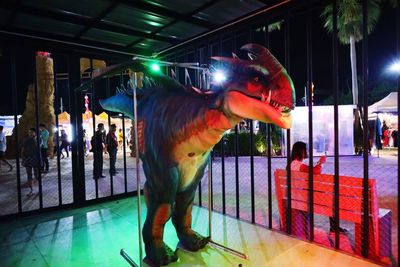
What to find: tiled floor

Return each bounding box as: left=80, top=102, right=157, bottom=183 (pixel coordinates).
left=0, top=197, right=383, bottom=267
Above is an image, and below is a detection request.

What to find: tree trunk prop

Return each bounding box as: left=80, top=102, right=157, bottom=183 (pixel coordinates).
left=9, top=53, right=56, bottom=158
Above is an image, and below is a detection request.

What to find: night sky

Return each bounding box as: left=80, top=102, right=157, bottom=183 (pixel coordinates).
left=0, top=3, right=398, bottom=115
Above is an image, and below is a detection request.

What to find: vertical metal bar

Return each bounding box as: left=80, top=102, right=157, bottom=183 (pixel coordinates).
left=69, top=55, right=85, bottom=205
left=120, top=73, right=128, bottom=194
left=220, top=135, right=226, bottom=214
left=208, top=155, right=212, bottom=236
left=210, top=151, right=213, bottom=210
left=90, top=58, right=99, bottom=199
left=133, top=73, right=143, bottom=267
left=306, top=13, right=314, bottom=242
left=234, top=124, right=240, bottom=219
left=249, top=24, right=256, bottom=224
left=198, top=181, right=202, bottom=206
left=207, top=43, right=214, bottom=211
left=53, top=57, right=63, bottom=206
left=33, top=52, right=43, bottom=209
left=332, top=0, right=340, bottom=248
left=219, top=38, right=226, bottom=215
left=396, top=2, right=400, bottom=262
left=250, top=119, right=255, bottom=223
left=10, top=48, right=22, bottom=213
left=106, top=77, right=113, bottom=196
left=122, top=113, right=128, bottom=194
left=361, top=0, right=369, bottom=258
left=197, top=48, right=204, bottom=207
left=267, top=123, right=272, bottom=228
left=284, top=13, right=292, bottom=235
left=232, top=33, right=240, bottom=219
left=235, top=124, right=240, bottom=219
left=264, top=19, right=273, bottom=229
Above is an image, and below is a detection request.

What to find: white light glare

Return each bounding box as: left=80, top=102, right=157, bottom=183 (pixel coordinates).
left=213, top=70, right=227, bottom=84
left=389, top=60, right=400, bottom=74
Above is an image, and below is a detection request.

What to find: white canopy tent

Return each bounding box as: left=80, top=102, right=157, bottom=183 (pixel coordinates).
left=368, top=92, right=398, bottom=114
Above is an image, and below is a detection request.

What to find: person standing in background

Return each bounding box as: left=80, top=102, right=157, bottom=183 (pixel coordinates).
left=0, top=125, right=13, bottom=172
left=106, top=124, right=118, bottom=176
left=92, top=123, right=106, bottom=179
left=39, top=124, right=49, bottom=173
left=59, top=129, right=69, bottom=158
left=22, top=128, right=41, bottom=196
left=117, top=128, right=123, bottom=149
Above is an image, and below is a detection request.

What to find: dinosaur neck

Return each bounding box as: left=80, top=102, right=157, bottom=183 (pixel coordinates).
left=169, top=95, right=241, bottom=156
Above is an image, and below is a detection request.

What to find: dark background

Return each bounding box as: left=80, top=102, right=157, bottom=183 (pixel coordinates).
left=0, top=3, right=397, bottom=115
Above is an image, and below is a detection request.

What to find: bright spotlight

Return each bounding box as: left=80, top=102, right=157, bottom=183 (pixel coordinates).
left=388, top=60, right=400, bottom=74
left=151, top=63, right=161, bottom=72
left=213, top=70, right=227, bottom=84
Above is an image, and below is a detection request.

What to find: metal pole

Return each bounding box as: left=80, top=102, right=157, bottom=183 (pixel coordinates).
left=264, top=19, right=273, bottom=229
left=10, top=48, right=22, bottom=213
left=396, top=1, right=400, bottom=262
left=247, top=17, right=255, bottom=225
left=219, top=37, right=226, bottom=215
left=53, top=56, right=63, bottom=206
left=361, top=0, right=370, bottom=258
left=332, top=0, right=341, bottom=248
left=208, top=155, right=212, bottom=236
left=106, top=77, right=114, bottom=196
left=121, top=72, right=143, bottom=267
left=33, top=52, right=43, bottom=208
left=120, top=72, right=128, bottom=194
left=90, top=58, right=99, bottom=199
left=250, top=119, right=255, bottom=224
left=122, top=113, right=128, bottom=194
left=234, top=125, right=240, bottom=219
left=284, top=13, right=292, bottom=235
left=306, top=13, right=314, bottom=242
left=233, top=33, right=240, bottom=219
left=135, top=72, right=144, bottom=266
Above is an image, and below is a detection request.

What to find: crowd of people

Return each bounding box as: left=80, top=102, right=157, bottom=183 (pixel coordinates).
left=0, top=122, right=131, bottom=195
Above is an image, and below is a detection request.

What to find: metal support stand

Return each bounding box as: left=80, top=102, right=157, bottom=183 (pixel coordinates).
left=121, top=73, right=143, bottom=267
left=206, top=155, right=248, bottom=260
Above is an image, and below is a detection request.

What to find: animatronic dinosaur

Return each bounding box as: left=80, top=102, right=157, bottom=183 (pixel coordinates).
left=94, top=44, right=295, bottom=266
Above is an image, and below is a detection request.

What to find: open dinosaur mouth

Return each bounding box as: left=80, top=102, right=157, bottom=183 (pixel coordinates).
left=260, top=91, right=291, bottom=115
left=231, top=89, right=292, bottom=117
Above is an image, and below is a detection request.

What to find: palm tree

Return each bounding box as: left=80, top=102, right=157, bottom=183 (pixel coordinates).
left=321, top=0, right=381, bottom=105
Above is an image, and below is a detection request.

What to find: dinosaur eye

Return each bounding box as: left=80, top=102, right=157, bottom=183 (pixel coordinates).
left=253, top=76, right=260, bottom=83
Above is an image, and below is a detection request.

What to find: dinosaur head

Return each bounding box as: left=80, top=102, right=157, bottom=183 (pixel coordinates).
left=212, top=44, right=295, bottom=129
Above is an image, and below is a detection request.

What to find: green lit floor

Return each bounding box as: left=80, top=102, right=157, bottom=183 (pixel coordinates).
left=0, top=197, right=382, bottom=267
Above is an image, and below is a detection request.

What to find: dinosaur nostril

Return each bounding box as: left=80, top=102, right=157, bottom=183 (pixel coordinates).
left=188, top=152, right=195, bottom=157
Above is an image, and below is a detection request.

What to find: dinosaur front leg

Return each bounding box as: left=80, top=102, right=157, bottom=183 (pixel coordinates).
left=172, top=189, right=210, bottom=251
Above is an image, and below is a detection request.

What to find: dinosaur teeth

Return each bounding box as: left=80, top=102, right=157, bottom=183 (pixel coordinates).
left=267, top=90, right=271, bottom=103
left=261, top=93, right=266, bottom=102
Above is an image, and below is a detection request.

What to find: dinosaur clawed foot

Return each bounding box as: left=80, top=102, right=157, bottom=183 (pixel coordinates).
left=177, top=230, right=210, bottom=252
left=145, top=242, right=178, bottom=266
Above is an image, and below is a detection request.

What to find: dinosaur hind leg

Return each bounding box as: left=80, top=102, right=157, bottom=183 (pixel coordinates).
left=142, top=200, right=178, bottom=266
left=172, top=189, right=210, bottom=251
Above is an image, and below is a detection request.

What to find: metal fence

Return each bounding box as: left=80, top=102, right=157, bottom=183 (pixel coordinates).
left=0, top=0, right=398, bottom=265
left=162, top=0, right=399, bottom=264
